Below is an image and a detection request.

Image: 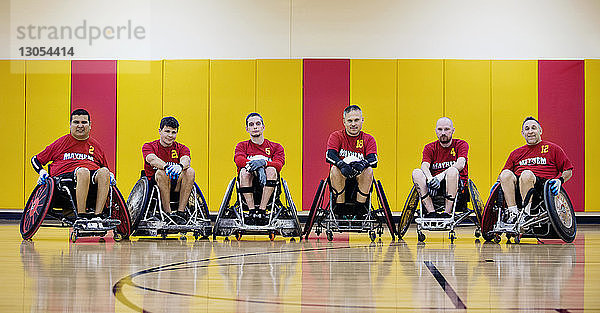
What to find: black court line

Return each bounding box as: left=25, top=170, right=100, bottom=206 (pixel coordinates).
left=424, top=260, right=467, bottom=310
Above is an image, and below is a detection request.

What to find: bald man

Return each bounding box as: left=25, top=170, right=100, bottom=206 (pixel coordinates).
left=411, top=117, right=469, bottom=218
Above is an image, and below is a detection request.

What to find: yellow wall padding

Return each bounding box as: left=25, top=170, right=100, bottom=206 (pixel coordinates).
left=585, top=59, right=600, bottom=211
left=163, top=60, right=210, bottom=201
left=397, top=60, right=444, bottom=210
left=24, top=61, right=71, bottom=202
left=490, top=60, right=538, bottom=182
left=256, top=59, right=303, bottom=210
left=116, top=61, right=163, bottom=195
left=445, top=60, right=491, bottom=191
left=351, top=59, right=398, bottom=210
left=0, top=61, right=25, bottom=209
left=209, top=60, right=256, bottom=208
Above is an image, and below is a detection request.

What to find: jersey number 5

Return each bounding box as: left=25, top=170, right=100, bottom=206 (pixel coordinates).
left=265, top=148, right=271, bottom=155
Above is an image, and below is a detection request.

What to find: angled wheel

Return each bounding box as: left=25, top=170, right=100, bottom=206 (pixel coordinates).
left=126, top=177, right=150, bottom=232
left=544, top=182, right=576, bottom=243
left=374, top=180, right=396, bottom=240
left=21, top=179, right=55, bottom=240
left=468, top=179, right=485, bottom=228
left=111, top=186, right=132, bottom=238
left=213, top=177, right=236, bottom=237
left=282, top=179, right=302, bottom=237
left=303, top=179, right=326, bottom=239
left=481, top=183, right=501, bottom=242
left=193, top=183, right=211, bottom=220
left=397, top=184, right=418, bottom=239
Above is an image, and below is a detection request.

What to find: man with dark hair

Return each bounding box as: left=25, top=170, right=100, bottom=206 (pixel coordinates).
left=142, top=116, right=195, bottom=224
left=326, top=105, right=377, bottom=214
left=31, top=109, right=115, bottom=220
left=234, top=113, right=285, bottom=220
left=498, top=116, right=573, bottom=222
left=412, top=117, right=469, bottom=218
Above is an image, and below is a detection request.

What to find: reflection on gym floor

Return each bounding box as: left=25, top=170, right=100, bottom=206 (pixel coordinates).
left=4, top=225, right=599, bottom=312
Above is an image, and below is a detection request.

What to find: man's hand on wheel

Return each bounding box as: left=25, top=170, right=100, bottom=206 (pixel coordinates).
left=549, top=178, right=562, bottom=196
left=37, top=169, right=49, bottom=185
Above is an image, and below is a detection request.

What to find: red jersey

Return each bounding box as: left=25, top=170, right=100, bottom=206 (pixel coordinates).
left=142, top=140, right=191, bottom=178
left=36, top=134, right=109, bottom=176
left=234, top=139, right=285, bottom=172
left=326, top=130, right=377, bottom=161
left=422, top=139, right=469, bottom=182
left=502, top=140, right=573, bottom=179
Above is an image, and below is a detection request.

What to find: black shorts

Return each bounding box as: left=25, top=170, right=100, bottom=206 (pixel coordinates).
left=55, top=168, right=100, bottom=210
left=148, top=176, right=180, bottom=192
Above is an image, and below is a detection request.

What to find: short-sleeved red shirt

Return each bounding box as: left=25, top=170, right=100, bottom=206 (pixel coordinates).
left=502, top=140, right=573, bottom=179
left=326, top=130, right=377, bottom=161
left=36, top=134, right=109, bottom=176
left=142, top=140, right=191, bottom=178
left=422, top=139, right=469, bottom=182
left=234, top=139, right=285, bottom=172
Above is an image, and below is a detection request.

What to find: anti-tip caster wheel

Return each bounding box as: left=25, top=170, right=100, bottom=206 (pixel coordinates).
left=70, top=232, right=77, bottom=243
left=475, top=229, right=481, bottom=238
left=369, top=231, right=376, bottom=242
left=289, top=237, right=296, bottom=243
left=235, top=232, right=242, bottom=241
left=493, top=234, right=501, bottom=244
left=113, top=232, right=123, bottom=242
left=326, top=230, right=333, bottom=242
left=417, top=231, right=426, bottom=243
left=514, top=234, right=521, bottom=244
left=180, top=235, right=187, bottom=241
left=449, top=231, right=456, bottom=244
left=269, top=232, right=276, bottom=241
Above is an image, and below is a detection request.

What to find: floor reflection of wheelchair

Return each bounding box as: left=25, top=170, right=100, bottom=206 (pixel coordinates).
left=126, top=171, right=212, bottom=240
left=20, top=177, right=131, bottom=242
left=397, top=179, right=484, bottom=243
left=212, top=176, right=302, bottom=241
left=302, top=177, right=396, bottom=242
left=480, top=181, right=576, bottom=243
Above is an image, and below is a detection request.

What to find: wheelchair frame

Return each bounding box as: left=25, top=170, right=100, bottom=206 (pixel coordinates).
left=397, top=179, right=484, bottom=243
left=481, top=180, right=576, bottom=243
left=212, top=176, right=302, bottom=241
left=127, top=175, right=212, bottom=240
left=303, top=178, right=396, bottom=242
left=20, top=176, right=131, bottom=242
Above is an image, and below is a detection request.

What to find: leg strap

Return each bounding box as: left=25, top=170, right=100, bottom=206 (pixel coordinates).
left=265, top=180, right=278, bottom=187
left=443, top=194, right=455, bottom=202
left=238, top=186, right=254, bottom=194
left=357, top=188, right=370, bottom=198
left=420, top=192, right=430, bottom=200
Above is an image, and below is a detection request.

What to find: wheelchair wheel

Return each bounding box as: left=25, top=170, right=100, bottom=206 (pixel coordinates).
left=374, top=180, right=396, bottom=240
left=468, top=179, right=484, bottom=227
left=544, top=182, right=576, bottom=243
left=303, top=179, right=326, bottom=239
left=397, top=185, right=418, bottom=239
left=111, top=186, right=132, bottom=238
left=481, top=184, right=501, bottom=242
left=193, top=183, right=211, bottom=220
left=126, top=177, right=151, bottom=231
left=213, top=177, right=236, bottom=238
left=21, top=180, right=55, bottom=240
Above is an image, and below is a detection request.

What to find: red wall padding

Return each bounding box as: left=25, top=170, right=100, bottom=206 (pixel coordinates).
left=538, top=60, right=585, bottom=211
left=71, top=60, right=117, bottom=173
left=302, top=59, right=350, bottom=210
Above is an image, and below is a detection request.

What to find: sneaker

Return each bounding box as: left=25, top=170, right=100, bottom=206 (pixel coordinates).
left=439, top=212, right=451, bottom=219
left=505, top=207, right=519, bottom=223
left=424, top=211, right=438, bottom=218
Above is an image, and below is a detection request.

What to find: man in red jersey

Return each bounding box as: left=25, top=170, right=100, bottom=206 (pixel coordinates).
left=142, top=117, right=195, bottom=224
left=412, top=117, right=469, bottom=219
left=498, top=116, right=573, bottom=222
left=31, top=109, right=115, bottom=220
left=234, top=113, right=285, bottom=218
left=326, top=105, right=378, bottom=214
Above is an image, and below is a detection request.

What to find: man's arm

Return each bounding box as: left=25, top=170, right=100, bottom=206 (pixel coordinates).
left=267, top=144, right=285, bottom=171
left=145, top=153, right=168, bottom=171
left=421, top=162, right=433, bottom=179
left=234, top=142, right=248, bottom=169
left=560, top=169, right=573, bottom=183
left=31, top=156, right=44, bottom=173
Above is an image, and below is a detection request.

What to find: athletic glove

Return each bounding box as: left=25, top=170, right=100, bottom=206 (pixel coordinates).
left=246, top=159, right=267, bottom=172
left=549, top=178, right=562, bottom=196
left=165, top=162, right=183, bottom=180
left=257, top=167, right=267, bottom=186
left=37, top=169, right=49, bottom=185
left=109, top=172, right=116, bottom=186
left=427, top=176, right=441, bottom=190
left=336, top=160, right=358, bottom=178
left=350, top=160, right=369, bottom=174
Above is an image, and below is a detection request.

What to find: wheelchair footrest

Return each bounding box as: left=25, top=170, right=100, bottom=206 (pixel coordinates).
left=415, top=218, right=454, bottom=230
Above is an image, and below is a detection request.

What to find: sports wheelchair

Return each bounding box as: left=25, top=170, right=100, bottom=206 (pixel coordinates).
left=212, top=176, right=302, bottom=241
left=480, top=181, right=576, bottom=243
left=302, top=177, right=396, bottom=242
left=126, top=171, right=212, bottom=240
left=20, top=176, right=131, bottom=242
left=397, top=179, right=484, bottom=243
